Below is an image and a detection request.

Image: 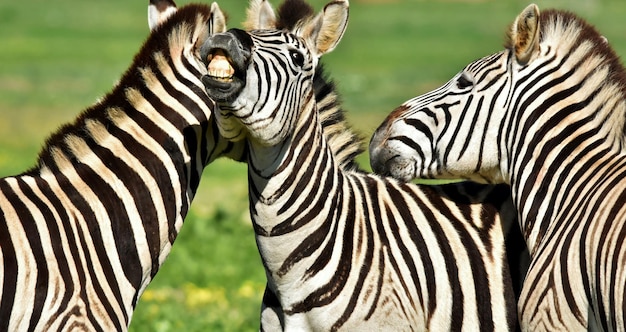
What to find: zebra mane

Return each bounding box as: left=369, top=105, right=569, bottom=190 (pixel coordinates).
left=505, top=9, right=626, bottom=122
left=29, top=4, right=217, bottom=174
left=314, top=64, right=364, bottom=171
left=275, top=0, right=315, bottom=30
left=504, top=9, right=616, bottom=61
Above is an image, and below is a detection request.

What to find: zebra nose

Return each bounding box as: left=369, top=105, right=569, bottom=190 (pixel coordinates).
left=369, top=131, right=388, bottom=175
left=200, top=30, right=251, bottom=73
left=200, top=30, right=252, bottom=102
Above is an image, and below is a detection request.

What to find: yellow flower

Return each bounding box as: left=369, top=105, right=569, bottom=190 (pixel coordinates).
left=183, top=283, right=228, bottom=310
left=237, top=280, right=264, bottom=299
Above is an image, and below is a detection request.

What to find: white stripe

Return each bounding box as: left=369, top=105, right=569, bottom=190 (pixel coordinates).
left=46, top=146, right=130, bottom=326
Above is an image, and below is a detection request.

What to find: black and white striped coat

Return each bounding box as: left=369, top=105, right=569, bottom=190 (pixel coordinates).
left=202, top=0, right=523, bottom=330
left=0, top=1, right=379, bottom=329
left=370, top=4, right=626, bottom=331
left=0, top=2, right=239, bottom=330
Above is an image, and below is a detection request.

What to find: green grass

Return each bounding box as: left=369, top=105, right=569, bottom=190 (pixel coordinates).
left=2, top=0, right=626, bottom=330
left=130, top=160, right=264, bottom=331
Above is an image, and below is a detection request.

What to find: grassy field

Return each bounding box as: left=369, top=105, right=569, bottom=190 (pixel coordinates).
left=2, top=0, right=626, bottom=330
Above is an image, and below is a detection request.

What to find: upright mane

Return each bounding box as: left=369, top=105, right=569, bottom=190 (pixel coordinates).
left=275, top=0, right=314, bottom=30
left=505, top=8, right=626, bottom=137
left=314, top=65, right=364, bottom=171
left=29, top=4, right=216, bottom=175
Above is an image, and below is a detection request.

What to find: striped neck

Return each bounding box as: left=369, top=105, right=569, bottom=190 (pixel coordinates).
left=23, top=11, right=220, bottom=312
left=502, top=29, right=626, bottom=254
left=246, top=94, right=340, bottom=251
left=35, top=70, right=207, bottom=303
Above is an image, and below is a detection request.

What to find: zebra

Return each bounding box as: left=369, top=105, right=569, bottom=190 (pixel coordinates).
left=0, top=0, right=372, bottom=329
left=200, top=0, right=525, bottom=330
left=369, top=3, right=626, bottom=331
left=0, top=1, right=241, bottom=329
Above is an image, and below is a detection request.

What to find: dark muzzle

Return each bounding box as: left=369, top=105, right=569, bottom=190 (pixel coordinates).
left=200, top=28, right=253, bottom=102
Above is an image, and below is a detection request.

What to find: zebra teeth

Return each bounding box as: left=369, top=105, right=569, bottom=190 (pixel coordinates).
left=207, top=51, right=235, bottom=82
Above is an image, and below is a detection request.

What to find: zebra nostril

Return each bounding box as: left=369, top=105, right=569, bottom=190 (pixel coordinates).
left=200, top=31, right=250, bottom=74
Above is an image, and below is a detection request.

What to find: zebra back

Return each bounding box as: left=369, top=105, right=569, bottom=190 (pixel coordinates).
left=369, top=4, right=626, bottom=330
left=201, top=0, right=523, bottom=330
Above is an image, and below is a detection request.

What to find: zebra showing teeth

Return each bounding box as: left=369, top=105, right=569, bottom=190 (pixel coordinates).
left=201, top=0, right=526, bottom=330
left=207, top=50, right=234, bottom=81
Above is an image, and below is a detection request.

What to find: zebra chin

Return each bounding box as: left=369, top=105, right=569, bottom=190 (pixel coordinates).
left=370, top=154, right=418, bottom=183
left=201, top=75, right=245, bottom=102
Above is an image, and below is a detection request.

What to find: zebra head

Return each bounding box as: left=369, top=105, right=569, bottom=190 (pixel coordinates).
left=199, top=0, right=349, bottom=147
left=372, top=3, right=626, bottom=186
left=369, top=4, right=543, bottom=184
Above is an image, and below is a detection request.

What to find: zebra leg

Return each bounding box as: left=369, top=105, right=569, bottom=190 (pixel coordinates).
left=260, top=284, right=284, bottom=331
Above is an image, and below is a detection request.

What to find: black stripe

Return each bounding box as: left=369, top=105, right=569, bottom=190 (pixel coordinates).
left=0, top=180, right=50, bottom=330
left=417, top=185, right=465, bottom=329
left=82, top=132, right=162, bottom=279
left=34, top=177, right=85, bottom=327
left=0, top=184, right=19, bottom=330
left=45, top=158, right=126, bottom=329
left=108, top=103, right=181, bottom=244
left=12, top=179, right=53, bottom=330
left=443, top=96, right=473, bottom=163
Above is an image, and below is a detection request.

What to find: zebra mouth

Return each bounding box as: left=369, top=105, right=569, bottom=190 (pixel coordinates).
left=206, top=50, right=235, bottom=82
left=200, top=29, right=252, bottom=103
left=201, top=48, right=246, bottom=102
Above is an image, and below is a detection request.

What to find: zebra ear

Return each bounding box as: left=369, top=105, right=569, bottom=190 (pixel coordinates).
left=210, top=2, right=227, bottom=34
left=148, top=0, right=178, bottom=31
left=244, top=0, right=276, bottom=30
left=509, top=3, right=540, bottom=65
left=301, top=0, right=349, bottom=56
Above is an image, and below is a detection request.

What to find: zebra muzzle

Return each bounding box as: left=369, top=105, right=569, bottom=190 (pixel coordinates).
left=200, top=29, right=252, bottom=102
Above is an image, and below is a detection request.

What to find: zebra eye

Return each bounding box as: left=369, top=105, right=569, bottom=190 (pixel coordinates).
left=456, top=74, right=473, bottom=89
left=290, top=50, right=305, bottom=67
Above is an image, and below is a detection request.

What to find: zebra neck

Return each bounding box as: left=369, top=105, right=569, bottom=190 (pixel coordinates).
left=502, top=61, right=626, bottom=252
left=246, top=103, right=341, bottom=235
left=249, top=133, right=343, bottom=302
left=29, top=68, right=213, bottom=300
left=509, top=132, right=624, bottom=255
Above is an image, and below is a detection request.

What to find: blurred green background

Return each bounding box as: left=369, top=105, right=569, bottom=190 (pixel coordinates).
left=1, top=0, right=625, bottom=330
